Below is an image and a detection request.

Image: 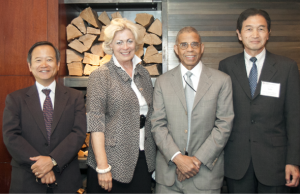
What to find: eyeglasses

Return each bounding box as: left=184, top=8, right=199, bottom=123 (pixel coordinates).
left=178, top=42, right=201, bottom=50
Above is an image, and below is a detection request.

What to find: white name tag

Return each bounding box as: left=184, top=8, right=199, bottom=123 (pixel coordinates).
left=260, top=81, right=280, bottom=98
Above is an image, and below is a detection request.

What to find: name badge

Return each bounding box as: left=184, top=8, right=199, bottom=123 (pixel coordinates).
left=260, top=81, right=280, bottom=98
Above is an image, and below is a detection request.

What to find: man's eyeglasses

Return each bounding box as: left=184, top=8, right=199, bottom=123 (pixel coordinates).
left=178, top=42, right=201, bottom=50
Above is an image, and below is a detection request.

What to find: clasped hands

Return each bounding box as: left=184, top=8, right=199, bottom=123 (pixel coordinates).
left=173, top=154, right=201, bottom=182
left=30, top=156, right=56, bottom=184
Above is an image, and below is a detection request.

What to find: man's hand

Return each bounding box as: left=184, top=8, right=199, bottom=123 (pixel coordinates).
left=40, top=170, right=56, bottom=184
left=285, top=164, right=300, bottom=187
left=173, top=154, right=201, bottom=179
left=30, top=156, right=53, bottom=178
left=176, top=168, right=187, bottom=182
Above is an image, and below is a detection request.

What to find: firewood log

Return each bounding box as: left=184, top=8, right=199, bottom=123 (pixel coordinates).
left=100, top=55, right=112, bottom=66
left=143, top=53, right=162, bottom=63
left=83, top=52, right=100, bottom=66
left=135, top=44, right=144, bottom=58
left=98, top=26, right=106, bottom=41
left=84, top=64, right=99, bottom=75
left=67, top=62, right=83, bottom=76
left=91, top=42, right=104, bottom=57
left=66, top=24, right=82, bottom=42
left=144, top=45, right=158, bottom=58
left=87, top=27, right=100, bottom=35
left=66, top=49, right=83, bottom=63
left=135, top=13, right=154, bottom=28
left=144, top=64, right=160, bottom=76
left=78, top=34, right=97, bottom=50
left=98, top=11, right=110, bottom=25
left=80, top=7, right=102, bottom=29
left=143, top=33, right=162, bottom=45
left=111, top=12, right=122, bottom=19
left=135, top=24, right=146, bottom=40
left=147, top=19, right=162, bottom=36
left=68, top=39, right=89, bottom=53
left=71, top=16, right=86, bottom=34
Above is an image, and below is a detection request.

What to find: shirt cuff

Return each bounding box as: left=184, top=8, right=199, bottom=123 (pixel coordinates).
left=171, top=151, right=181, bottom=161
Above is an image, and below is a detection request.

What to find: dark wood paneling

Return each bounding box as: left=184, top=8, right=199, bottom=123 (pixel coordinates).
left=0, top=163, right=12, bottom=193
left=0, top=0, right=60, bottom=191
left=167, top=0, right=300, bottom=70
left=0, top=0, right=48, bottom=76
left=58, top=1, right=68, bottom=77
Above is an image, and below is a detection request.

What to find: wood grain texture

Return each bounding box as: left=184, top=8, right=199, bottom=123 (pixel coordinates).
left=167, top=0, right=300, bottom=71
left=0, top=0, right=61, bottom=191
left=0, top=163, right=12, bottom=193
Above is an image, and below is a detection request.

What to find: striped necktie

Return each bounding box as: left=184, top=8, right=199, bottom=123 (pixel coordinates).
left=42, top=89, right=53, bottom=143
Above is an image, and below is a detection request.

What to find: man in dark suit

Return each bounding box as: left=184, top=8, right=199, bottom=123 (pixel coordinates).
left=2, top=41, right=86, bottom=193
left=219, top=8, right=300, bottom=193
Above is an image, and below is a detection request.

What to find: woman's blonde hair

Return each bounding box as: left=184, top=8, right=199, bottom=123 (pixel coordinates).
left=102, top=18, right=142, bottom=55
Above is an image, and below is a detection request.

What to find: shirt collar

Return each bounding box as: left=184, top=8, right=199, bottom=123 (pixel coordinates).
left=244, top=48, right=266, bottom=63
left=180, top=61, right=202, bottom=78
left=36, top=80, right=56, bottom=94
left=112, top=54, right=142, bottom=74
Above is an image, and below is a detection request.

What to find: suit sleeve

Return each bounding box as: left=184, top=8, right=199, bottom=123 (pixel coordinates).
left=2, top=94, right=40, bottom=170
left=151, top=78, right=180, bottom=164
left=284, top=62, right=300, bottom=165
left=49, top=90, right=86, bottom=173
left=194, top=75, right=234, bottom=170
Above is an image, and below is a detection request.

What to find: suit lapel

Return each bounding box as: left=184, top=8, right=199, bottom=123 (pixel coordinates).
left=193, top=65, right=212, bottom=109
left=252, top=51, right=277, bottom=99
left=232, top=53, right=252, bottom=99
left=171, top=66, right=187, bottom=112
left=25, top=85, right=48, bottom=141
left=51, top=84, right=69, bottom=134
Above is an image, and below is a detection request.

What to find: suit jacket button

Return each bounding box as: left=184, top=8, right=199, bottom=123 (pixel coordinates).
left=251, top=120, right=255, bottom=124
left=184, top=130, right=188, bottom=133
left=145, top=137, right=147, bottom=140
left=45, top=143, right=48, bottom=146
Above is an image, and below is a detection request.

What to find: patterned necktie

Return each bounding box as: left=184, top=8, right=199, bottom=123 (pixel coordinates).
left=42, top=89, right=53, bottom=143
left=249, top=57, right=258, bottom=98
left=184, top=71, right=194, bottom=152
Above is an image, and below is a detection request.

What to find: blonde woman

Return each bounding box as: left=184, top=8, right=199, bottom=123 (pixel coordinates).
left=86, top=18, right=156, bottom=193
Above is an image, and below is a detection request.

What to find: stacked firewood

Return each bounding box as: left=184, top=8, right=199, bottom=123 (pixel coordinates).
left=66, top=7, right=162, bottom=76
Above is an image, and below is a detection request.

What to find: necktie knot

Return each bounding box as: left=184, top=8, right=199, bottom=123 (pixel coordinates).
left=186, top=71, right=193, bottom=78
left=250, top=57, right=257, bottom=63
left=42, top=89, right=51, bottom=96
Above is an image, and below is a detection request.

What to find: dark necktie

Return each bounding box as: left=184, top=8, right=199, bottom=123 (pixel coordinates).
left=42, top=89, right=53, bottom=143
left=249, top=57, right=258, bottom=98
left=184, top=71, right=194, bottom=152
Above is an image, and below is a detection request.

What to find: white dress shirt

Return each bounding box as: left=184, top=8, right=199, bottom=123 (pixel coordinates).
left=113, top=54, right=148, bottom=150
left=244, top=48, right=266, bottom=82
left=36, top=80, right=56, bottom=110
left=171, top=61, right=203, bottom=161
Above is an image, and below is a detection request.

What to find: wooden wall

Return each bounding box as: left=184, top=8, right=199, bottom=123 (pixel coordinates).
left=0, top=0, right=61, bottom=192
left=167, top=0, right=300, bottom=71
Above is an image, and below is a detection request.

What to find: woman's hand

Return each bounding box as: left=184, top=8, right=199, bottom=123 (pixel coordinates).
left=98, top=171, right=113, bottom=192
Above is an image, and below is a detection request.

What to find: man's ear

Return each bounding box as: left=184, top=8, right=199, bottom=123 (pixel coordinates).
left=236, top=29, right=242, bottom=41
left=28, top=63, right=32, bottom=72
left=174, top=44, right=179, bottom=56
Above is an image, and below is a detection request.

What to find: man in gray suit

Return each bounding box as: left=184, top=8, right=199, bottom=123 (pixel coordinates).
left=219, top=8, right=300, bottom=193
left=151, top=26, right=234, bottom=193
